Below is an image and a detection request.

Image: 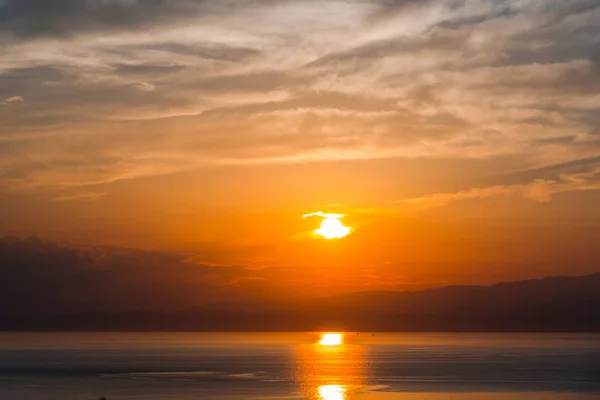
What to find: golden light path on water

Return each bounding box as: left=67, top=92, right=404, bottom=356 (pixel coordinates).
left=318, top=385, right=346, bottom=400
left=294, top=333, right=368, bottom=400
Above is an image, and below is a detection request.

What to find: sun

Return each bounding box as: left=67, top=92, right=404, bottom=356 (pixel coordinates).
left=303, top=212, right=351, bottom=239
left=316, top=217, right=351, bottom=239
left=319, top=333, right=343, bottom=346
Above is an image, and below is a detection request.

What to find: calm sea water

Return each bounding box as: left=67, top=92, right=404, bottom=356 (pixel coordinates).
left=0, top=332, right=598, bottom=400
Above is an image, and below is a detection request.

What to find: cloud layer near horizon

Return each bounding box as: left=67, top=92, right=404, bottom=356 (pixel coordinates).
left=0, top=236, right=444, bottom=315
left=0, top=235, right=292, bottom=315
left=1, top=0, right=600, bottom=192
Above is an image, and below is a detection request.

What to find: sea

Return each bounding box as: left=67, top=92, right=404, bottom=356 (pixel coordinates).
left=0, top=332, right=598, bottom=400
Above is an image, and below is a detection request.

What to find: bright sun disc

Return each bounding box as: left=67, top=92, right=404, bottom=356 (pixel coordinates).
left=316, top=217, right=351, bottom=239
left=303, top=212, right=351, bottom=240
left=319, top=333, right=343, bottom=346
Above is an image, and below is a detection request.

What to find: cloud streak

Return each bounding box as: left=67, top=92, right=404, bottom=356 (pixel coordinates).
left=395, top=167, right=600, bottom=211
left=53, top=191, right=107, bottom=202
left=1, top=95, right=23, bottom=105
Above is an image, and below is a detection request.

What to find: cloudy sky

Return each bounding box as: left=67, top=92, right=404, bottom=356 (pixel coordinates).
left=1, top=0, right=600, bottom=301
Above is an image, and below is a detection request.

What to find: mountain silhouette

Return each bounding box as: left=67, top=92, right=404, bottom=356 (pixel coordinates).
left=1, top=274, right=598, bottom=332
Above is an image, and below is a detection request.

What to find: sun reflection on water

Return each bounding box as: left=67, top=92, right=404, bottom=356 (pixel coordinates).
left=294, top=333, right=368, bottom=400
left=319, top=333, right=343, bottom=346
left=318, top=384, right=346, bottom=400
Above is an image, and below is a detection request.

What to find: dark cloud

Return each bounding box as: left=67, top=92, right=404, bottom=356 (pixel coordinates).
left=541, top=0, right=600, bottom=26
left=314, top=0, right=600, bottom=72
left=104, top=42, right=262, bottom=65
left=190, top=70, right=308, bottom=93
left=307, top=29, right=470, bottom=70
left=533, top=136, right=576, bottom=146
left=579, top=110, right=600, bottom=135
left=0, top=0, right=208, bottom=38
left=140, top=42, right=262, bottom=62
left=113, top=64, right=186, bottom=78
left=0, top=161, right=49, bottom=180
left=490, top=20, right=600, bottom=68
left=0, top=64, right=193, bottom=136
left=486, top=156, right=600, bottom=188
left=0, top=66, right=65, bottom=95
left=0, top=236, right=282, bottom=317
left=367, top=0, right=439, bottom=21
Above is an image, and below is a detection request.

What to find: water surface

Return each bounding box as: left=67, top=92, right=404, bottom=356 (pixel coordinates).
left=0, top=332, right=598, bottom=400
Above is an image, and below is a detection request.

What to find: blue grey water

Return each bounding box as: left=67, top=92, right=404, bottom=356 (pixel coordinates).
left=0, top=332, right=598, bottom=400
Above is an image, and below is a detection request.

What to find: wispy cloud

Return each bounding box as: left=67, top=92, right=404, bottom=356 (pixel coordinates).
left=1, top=95, right=24, bottom=105
left=53, top=191, right=107, bottom=202
left=394, top=167, right=600, bottom=211
left=1, top=0, right=600, bottom=190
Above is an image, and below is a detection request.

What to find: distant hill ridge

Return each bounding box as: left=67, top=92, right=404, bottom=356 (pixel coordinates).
left=1, top=273, right=599, bottom=332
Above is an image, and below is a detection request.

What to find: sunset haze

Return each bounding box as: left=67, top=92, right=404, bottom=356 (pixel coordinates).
left=1, top=0, right=600, bottom=306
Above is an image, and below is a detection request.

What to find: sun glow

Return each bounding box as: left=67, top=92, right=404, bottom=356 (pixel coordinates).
left=319, top=333, right=343, bottom=346
left=303, top=212, right=351, bottom=239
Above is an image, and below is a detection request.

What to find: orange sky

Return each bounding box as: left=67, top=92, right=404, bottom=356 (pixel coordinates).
left=1, top=158, right=599, bottom=298
left=1, top=0, right=600, bottom=298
